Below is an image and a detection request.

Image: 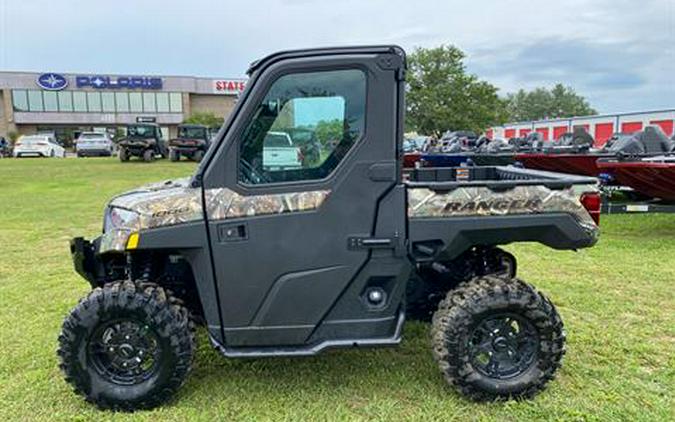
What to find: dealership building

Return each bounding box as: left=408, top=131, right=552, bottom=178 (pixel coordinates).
left=0, top=71, right=246, bottom=142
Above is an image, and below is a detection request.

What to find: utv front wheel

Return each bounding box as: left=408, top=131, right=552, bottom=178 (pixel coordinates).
left=143, top=149, right=155, bottom=162
left=192, top=150, right=204, bottom=162
left=431, top=276, right=565, bottom=400
left=57, top=280, right=195, bottom=410
left=118, top=148, right=129, bottom=162
left=169, top=149, right=180, bottom=162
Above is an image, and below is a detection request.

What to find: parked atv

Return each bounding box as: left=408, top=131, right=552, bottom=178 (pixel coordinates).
left=168, top=124, right=211, bottom=162
left=117, top=123, right=167, bottom=162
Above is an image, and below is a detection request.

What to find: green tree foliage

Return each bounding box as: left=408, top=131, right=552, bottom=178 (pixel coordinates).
left=406, top=45, right=506, bottom=135
left=313, top=119, right=343, bottom=146
left=184, top=111, right=224, bottom=128
left=504, top=84, right=596, bottom=122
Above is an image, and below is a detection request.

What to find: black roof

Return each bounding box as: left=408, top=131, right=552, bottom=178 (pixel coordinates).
left=247, top=45, right=405, bottom=75
left=178, top=124, right=208, bottom=129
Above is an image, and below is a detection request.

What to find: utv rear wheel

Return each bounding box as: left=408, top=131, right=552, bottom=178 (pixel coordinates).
left=431, top=275, right=565, bottom=400
left=143, top=149, right=155, bottom=162
left=57, top=280, right=195, bottom=411
left=118, top=148, right=129, bottom=162
left=169, top=149, right=180, bottom=162
left=406, top=248, right=517, bottom=323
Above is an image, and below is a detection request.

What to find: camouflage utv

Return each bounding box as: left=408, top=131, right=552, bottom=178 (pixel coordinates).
left=118, top=123, right=167, bottom=162
left=59, top=46, right=601, bottom=411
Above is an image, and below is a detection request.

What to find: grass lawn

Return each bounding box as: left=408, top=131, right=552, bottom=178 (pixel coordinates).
left=0, top=158, right=673, bottom=421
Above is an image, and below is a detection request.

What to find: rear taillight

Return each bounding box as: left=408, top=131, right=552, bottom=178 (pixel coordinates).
left=580, top=192, right=601, bottom=225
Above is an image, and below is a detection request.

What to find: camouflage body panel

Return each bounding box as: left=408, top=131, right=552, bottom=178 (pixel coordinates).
left=100, top=177, right=330, bottom=253
left=205, top=189, right=330, bottom=220
left=408, top=184, right=599, bottom=235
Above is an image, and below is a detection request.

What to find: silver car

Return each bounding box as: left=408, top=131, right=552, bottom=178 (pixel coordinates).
left=76, top=132, right=114, bottom=157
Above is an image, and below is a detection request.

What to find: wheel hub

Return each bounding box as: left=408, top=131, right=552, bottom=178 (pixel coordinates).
left=88, top=319, right=160, bottom=385
left=469, top=312, right=539, bottom=379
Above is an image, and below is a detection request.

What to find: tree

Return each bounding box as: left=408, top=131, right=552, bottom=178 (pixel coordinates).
left=313, top=119, right=343, bottom=147
left=184, top=111, right=224, bottom=128
left=503, top=84, right=596, bottom=122
left=406, top=45, right=506, bottom=135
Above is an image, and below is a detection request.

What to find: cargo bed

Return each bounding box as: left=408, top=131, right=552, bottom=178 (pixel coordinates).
left=405, top=165, right=600, bottom=261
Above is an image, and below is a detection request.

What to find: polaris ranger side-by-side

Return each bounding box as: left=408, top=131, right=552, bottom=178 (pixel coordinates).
left=168, top=124, right=212, bottom=162
left=60, top=46, right=601, bottom=410
left=117, top=123, right=168, bottom=162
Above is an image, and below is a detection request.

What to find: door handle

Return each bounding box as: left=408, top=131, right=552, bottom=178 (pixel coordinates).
left=217, top=223, right=247, bottom=242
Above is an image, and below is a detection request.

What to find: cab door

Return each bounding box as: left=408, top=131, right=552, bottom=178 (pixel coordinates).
left=201, top=48, right=406, bottom=348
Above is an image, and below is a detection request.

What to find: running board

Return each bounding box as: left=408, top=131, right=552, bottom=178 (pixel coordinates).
left=209, top=311, right=405, bottom=358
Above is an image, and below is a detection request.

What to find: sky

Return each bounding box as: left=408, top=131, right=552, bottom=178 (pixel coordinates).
left=0, top=0, right=672, bottom=113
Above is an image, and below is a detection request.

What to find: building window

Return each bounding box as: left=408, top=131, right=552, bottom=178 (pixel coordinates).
left=101, top=92, right=115, bottom=112
left=129, top=93, right=143, bottom=112
left=87, top=92, right=101, bottom=112
left=142, top=92, right=156, bottom=112
left=28, top=90, right=44, bottom=111
left=115, top=92, right=129, bottom=112
left=169, top=92, right=182, bottom=113
left=73, top=92, right=87, bottom=112
left=12, top=90, right=29, bottom=111
left=58, top=91, right=73, bottom=111
left=43, top=91, right=58, bottom=111
left=156, top=92, right=169, bottom=112
left=11, top=89, right=185, bottom=113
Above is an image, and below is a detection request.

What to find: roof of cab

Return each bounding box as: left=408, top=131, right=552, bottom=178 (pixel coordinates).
left=247, top=45, right=405, bottom=75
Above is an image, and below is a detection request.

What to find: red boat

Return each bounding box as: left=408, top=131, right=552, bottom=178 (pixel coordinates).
left=597, top=156, right=675, bottom=201
left=516, top=126, right=675, bottom=177
left=515, top=153, right=611, bottom=176
left=403, top=152, right=422, bottom=168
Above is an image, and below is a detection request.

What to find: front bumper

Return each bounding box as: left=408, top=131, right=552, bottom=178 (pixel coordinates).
left=70, top=237, right=101, bottom=286
left=171, top=146, right=202, bottom=154
left=77, top=148, right=112, bottom=156
left=14, top=150, right=46, bottom=157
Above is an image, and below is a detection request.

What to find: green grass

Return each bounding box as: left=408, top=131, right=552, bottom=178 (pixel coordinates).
left=0, top=158, right=673, bottom=421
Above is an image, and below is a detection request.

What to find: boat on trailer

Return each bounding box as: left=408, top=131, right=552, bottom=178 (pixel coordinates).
left=597, top=154, right=675, bottom=201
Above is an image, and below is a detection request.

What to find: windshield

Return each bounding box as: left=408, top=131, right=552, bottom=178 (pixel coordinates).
left=127, top=125, right=156, bottom=138
left=179, top=127, right=207, bottom=139
left=19, top=136, right=47, bottom=144
left=79, top=133, right=106, bottom=140
left=264, top=133, right=292, bottom=147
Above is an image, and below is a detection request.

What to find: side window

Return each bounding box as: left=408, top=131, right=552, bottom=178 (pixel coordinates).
left=238, top=69, right=366, bottom=185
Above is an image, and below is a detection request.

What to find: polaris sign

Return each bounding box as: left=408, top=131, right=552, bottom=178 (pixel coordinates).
left=76, top=75, right=163, bottom=90
left=36, top=73, right=68, bottom=91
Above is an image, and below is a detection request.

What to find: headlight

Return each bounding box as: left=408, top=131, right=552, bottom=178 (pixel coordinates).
left=104, top=207, right=140, bottom=232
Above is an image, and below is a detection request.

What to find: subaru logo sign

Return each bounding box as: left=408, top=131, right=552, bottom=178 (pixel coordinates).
left=36, top=73, right=68, bottom=91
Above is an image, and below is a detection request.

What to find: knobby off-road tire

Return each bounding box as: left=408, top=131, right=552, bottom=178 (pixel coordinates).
left=57, top=280, right=196, bottom=411
left=143, top=149, right=155, bottom=162
left=118, top=147, right=130, bottom=162
left=406, top=249, right=516, bottom=323
left=169, top=149, right=180, bottom=162
left=431, top=275, right=565, bottom=401
left=192, top=150, right=204, bottom=162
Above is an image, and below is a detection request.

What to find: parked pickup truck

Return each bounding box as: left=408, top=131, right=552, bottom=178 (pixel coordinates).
left=261, top=131, right=303, bottom=170
left=60, top=46, right=600, bottom=411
